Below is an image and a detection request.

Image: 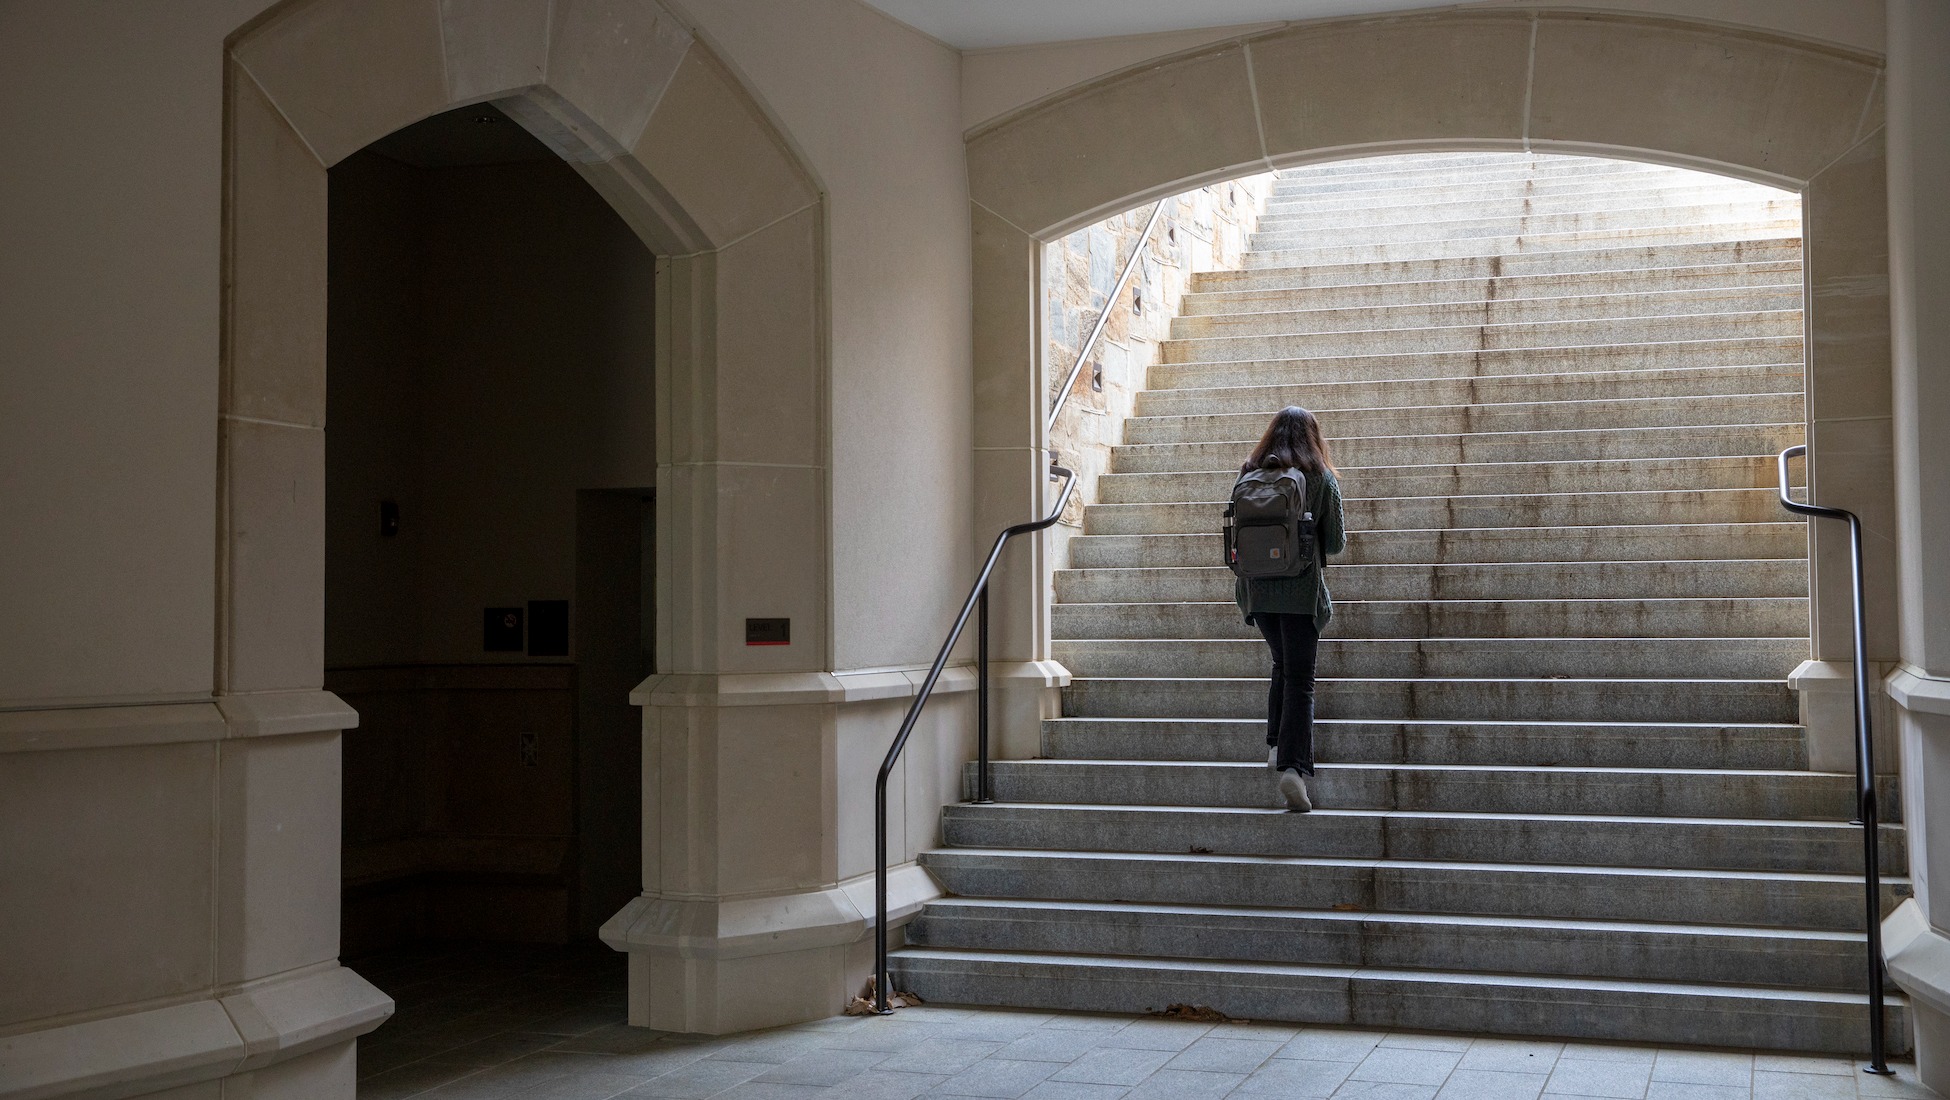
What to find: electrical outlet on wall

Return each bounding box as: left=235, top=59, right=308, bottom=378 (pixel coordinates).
left=517, top=731, right=538, bottom=767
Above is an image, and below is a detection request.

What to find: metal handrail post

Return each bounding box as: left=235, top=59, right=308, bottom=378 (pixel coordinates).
left=872, top=466, right=1076, bottom=1013
left=977, top=587, right=993, bottom=804
left=1776, top=443, right=1893, bottom=1075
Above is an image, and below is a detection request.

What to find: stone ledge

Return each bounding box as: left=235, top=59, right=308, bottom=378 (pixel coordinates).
left=1794, top=658, right=1899, bottom=692
left=1886, top=899, right=1950, bottom=1019
left=631, top=667, right=980, bottom=708
left=600, top=863, right=941, bottom=961
left=1888, top=666, right=1950, bottom=717
left=0, top=965, right=389, bottom=1100
left=0, top=691, right=357, bottom=755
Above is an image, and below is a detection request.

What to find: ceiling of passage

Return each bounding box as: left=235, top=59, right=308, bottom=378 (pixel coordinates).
left=857, top=0, right=1453, bottom=49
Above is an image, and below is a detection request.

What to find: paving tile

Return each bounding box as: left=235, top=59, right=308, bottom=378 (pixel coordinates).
left=1120, top=1068, right=1247, bottom=1100
left=938, top=1013, right=1059, bottom=1043
left=1328, top=1082, right=1441, bottom=1099
left=1039, top=1014, right=1135, bottom=1033
left=622, top=1058, right=770, bottom=1097
left=1544, top=1057, right=1654, bottom=1099
left=709, top=1030, right=830, bottom=1064
left=512, top=1071, right=650, bottom=1100
left=1750, top=1055, right=1855, bottom=1078
left=1644, top=1083, right=1750, bottom=1100
left=1163, top=1036, right=1283, bottom=1074
left=1017, top=1083, right=1132, bottom=1100
left=1458, top=1039, right=1564, bottom=1074
left=997, top=1029, right=1108, bottom=1063
left=1215, top=1023, right=1304, bottom=1043
left=444, top=1030, right=566, bottom=1066
left=1232, top=1057, right=1358, bottom=1098
left=1559, top=1044, right=1658, bottom=1066
left=1050, top=1046, right=1176, bottom=1087
left=708, top=1084, right=829, bottom=1100
left=1435, top=1069, right=1549, bottom=1100
left=1652, top=1051, right=1753, bottom=1087
left=558, top=1025, right=710, bottom=1057
left=1855, top=1069, right=1941, bottom=1098
left=1351, top=1047, right=1465, bottom=1087
left=755, top=1047, right=893, bottom=1085
left=933, top=1057, right=1063, bottom=1098
left=1383, top=1033, right=1476, bottom=1053
left=1749, top=1070, right=1860, bottom=1099
left=359, top=1059, right=503, bottom=1099
left=876, top=1038, right=1009, bottom=1074
left=1094, top=1019, right=1214, bottom=1051
left=832, top=1070, right=953, bottom=1100
left=1280, top=1029, right=1387, bottom=1062
left=824, top=1020, right=953, bottom=1052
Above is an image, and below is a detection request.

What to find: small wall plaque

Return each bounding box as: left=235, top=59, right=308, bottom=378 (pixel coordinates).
left=746, top=618, right=790, bottom=646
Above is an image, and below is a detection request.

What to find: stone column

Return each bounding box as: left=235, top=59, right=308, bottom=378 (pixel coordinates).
left=1881, top=0, right=1950, bottom=1088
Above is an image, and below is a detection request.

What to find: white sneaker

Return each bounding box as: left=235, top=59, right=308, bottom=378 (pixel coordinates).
left=1268, top=746, right=1279, bottom=771
left=1278, top=769, right=1312, bottom=813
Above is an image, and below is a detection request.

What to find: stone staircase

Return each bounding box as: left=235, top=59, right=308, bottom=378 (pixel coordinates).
left=890, top=152, right=1910, bottom=1053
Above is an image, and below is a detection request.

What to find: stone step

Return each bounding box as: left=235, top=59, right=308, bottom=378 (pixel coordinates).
left=1125, top=393, right=1802, bottom=445
left=917, top=848, right=1905, bottom=931
left=1063, top=676, right=1799, bottom=723
left=886, top=948, right=1905, bottom=1054
left=1169, top=286, right=1801, bottom=340
left=1113, top=424, right=1802, bottom=473
left=1054, top=559, right=1808, bottom=604
left=1100, top=455, right=1785, bottom=503
left=1191, top=239, right=1801, bottom=294
left=936, top=805, right=1905, bottom=878
left=1084, top=488, right=1792, bottom=536
left=1138, top=364, right=1800, bottom=418
left=1180, top=261, right=1803, bottom=317
left=968, top=760, right=1880, bottom=821
left=1160, top=310, right=1801, bottom=364
left=1067, top=524, right=1805, bottom=570
left=1249, top=201, right=1801, bottom=252
left=1148, top=337, right=1800, bottom=391
left=1256, top=185, right=1791, bottom=228
left=1240, top=222, right=1799, bottom=270
left=1054, top=637, right=1804, bottom=681
left=1039, top=717, right=1809, bottom=770
left=906, top=898, right=1873, bottom=992
left=1056, top=598, right=1808, bottom=641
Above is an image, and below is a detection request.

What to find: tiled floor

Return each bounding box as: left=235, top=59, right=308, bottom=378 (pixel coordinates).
left=353, top=945, right=1939, bottom=1099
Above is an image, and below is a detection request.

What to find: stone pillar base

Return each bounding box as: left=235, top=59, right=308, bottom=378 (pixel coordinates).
left=601, top=864, right=940, bottom=1034
left=1789, top=659, right=1897, bottom=773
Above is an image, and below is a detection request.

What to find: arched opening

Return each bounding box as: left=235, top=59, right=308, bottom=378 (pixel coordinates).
left=946, top=13, right=1899, bottom=1052
left=322, top=102, right=655, bottom=1081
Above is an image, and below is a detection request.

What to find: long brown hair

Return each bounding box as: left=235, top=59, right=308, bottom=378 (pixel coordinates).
left=1245, top=405, right=1336, bottom=477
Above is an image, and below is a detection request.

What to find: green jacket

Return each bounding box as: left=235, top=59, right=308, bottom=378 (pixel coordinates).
left=1233, top=468, right=1345, bottom=626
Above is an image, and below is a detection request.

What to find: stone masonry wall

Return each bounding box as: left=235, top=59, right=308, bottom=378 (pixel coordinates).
left=1046, top=175, right=1272, bottom=565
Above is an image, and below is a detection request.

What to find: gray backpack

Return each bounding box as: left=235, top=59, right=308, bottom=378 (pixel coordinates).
left=1223, top=466, right=1316, bottom=580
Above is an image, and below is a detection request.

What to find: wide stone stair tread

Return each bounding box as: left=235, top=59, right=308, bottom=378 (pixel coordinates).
left=1071, top=524, right=1809, bottom=568
left=916, top=848, right=1909, bottom=931
left=1041, top=717, right=1809, bottom=769
left=907, top=897, right=1880, bottom=989
left=892, top=151, right=1892, bottom=1051
left=886, top=947, right=1905, bottom=1052
left=1057, top=560, right=1808, bottom=603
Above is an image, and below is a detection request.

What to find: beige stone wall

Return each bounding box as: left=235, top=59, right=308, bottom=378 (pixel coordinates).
left=1044, top=176, right=1272, bottom=568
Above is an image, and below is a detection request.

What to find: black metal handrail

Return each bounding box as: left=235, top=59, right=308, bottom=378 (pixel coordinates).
left=871, top=463, right=1078, bottom=1013
left=1776, top=443, right=1894, bottom=1076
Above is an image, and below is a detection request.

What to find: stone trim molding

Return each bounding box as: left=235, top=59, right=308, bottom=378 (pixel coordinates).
left=631, top=665, right=995, bottom=708
left=0, top=690, right=356, bottom=755
left=1889, top=665, right=1950, bottom=717
left=600, top=864, right=941, bottom=962
left=1886, top=899, right=1950, bottom=1019
left=0, top=965, right=389, bottom=1100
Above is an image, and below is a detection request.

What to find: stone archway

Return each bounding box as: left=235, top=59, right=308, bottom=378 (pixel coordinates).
left=199, top=0, right=825, bottom=1091
left=965, top=9, right=1894, bottom=775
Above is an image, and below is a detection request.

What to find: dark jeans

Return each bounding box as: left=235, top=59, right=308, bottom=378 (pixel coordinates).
left=1255, top=612, right=1320, bottom=776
